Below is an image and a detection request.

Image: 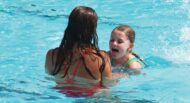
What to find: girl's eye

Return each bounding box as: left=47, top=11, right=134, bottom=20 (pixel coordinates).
left=118, top=40, right=123, bottom=44
left=110, top=39, right=114, bottom=42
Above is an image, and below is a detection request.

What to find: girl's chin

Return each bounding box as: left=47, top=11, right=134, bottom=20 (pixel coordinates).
left=110, top=54, right=118, bottom=59
left=111, top=53, right=123, bottom=59
left=110, top=51, right=120, bottom=59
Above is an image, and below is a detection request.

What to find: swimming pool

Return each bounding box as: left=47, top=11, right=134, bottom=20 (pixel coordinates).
left=1, top=0, right=190, bottom=102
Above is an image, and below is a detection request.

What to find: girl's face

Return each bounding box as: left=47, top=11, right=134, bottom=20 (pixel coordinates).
left=109, top=30, right=131, bottom=59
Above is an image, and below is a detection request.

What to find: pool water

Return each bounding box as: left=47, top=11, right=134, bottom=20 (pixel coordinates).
left=1, top=0, right=190, bottom=103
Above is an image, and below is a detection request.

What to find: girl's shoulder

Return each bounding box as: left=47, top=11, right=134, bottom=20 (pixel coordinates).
left=127, top=55, right=145, bottom=69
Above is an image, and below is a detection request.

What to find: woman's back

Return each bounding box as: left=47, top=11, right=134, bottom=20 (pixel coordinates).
left=45, top=47, right=112, bottom=97
left=45, top=47, right=112, bottom=86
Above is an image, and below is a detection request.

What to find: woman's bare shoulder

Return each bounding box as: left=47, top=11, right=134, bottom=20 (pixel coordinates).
left=91, top=50, right=109, bottom=58
left=83, top=49, right=109, bottom=60
left=99, top=50, right=111, bottom=61
left=45, top=48, right=58, bottom=74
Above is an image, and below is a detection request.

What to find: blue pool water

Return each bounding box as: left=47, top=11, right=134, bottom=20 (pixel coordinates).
left=1, top=0, right=190, bottom=103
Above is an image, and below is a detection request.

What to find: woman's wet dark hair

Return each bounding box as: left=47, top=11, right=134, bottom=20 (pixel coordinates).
left=51, top=6, right=106, bottom=79
left=65, top=6, right=98, bottom=47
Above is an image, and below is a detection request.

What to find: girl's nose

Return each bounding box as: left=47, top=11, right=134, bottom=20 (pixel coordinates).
left=112, top=41, right=117, bottom=45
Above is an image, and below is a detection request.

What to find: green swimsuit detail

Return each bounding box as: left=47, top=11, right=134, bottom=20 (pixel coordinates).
left=111, top=57, right=145, bottom=68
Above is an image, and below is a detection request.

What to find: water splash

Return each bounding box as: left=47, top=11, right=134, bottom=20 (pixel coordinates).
left=161, top=26, right=190, bottom=64
left=163, top=44, right=190, bottom=64
left=182, top=0, right=190, bottom=18
left=156, top=26, right=190, bottom=65
left=164, top=0, right=174, bottom=3
left=179, top=27, right=190, bottom=41
left=182, top=0, right=189, bottom=4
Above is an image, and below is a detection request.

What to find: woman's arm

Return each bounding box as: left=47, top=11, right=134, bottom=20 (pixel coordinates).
left=101, top=53, right=112, bottom=86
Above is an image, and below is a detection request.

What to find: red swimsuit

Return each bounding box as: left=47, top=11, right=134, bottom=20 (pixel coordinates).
left=54, top=61, right=104, bottom=97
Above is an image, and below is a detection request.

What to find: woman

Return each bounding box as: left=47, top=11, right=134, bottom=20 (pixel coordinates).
left=45, top=6, right=112, bottom=97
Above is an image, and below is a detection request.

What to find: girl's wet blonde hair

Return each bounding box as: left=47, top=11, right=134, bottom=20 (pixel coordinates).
left=112, top=25, right=135, bottom=52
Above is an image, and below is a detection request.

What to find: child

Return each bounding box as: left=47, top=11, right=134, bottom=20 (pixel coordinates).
left=108, top=25, right=146, bottom=75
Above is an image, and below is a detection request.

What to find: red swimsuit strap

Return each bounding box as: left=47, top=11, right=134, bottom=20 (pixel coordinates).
left=62, top=61, right=81, bottom=80
left=57, top=61, right=81, bottom=85
left=70, top=61, right=81, bottom=80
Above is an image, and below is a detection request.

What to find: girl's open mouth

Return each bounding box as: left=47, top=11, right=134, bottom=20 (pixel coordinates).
left=112, top=48, right=119, bottom=52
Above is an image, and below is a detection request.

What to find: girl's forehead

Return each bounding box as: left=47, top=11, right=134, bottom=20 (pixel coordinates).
left=111, top=30, right=128, bottom=39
